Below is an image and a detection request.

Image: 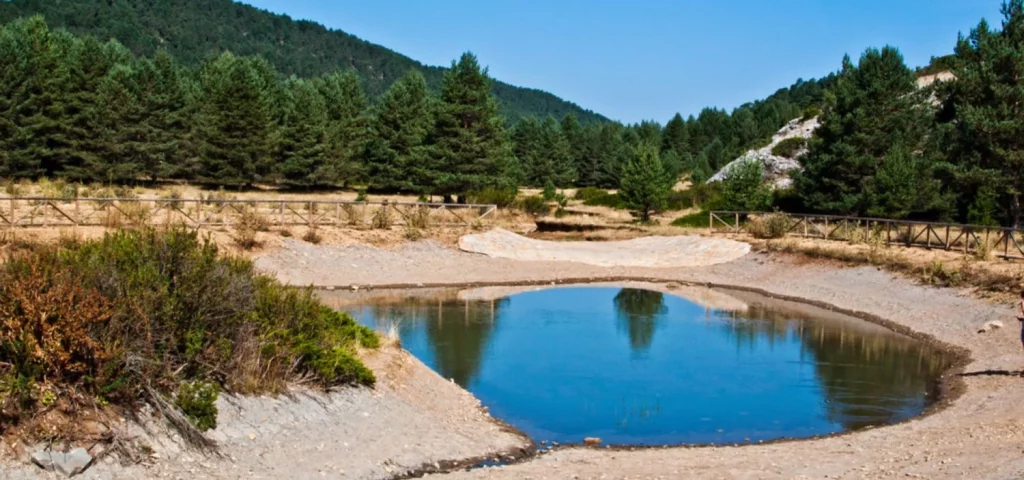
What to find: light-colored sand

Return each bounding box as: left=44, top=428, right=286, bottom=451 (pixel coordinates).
left=0, top=347, right=529, bottom=480
left=457, top=228, right=750, bottom=267
left=255, top=239, right=1024, bottom=480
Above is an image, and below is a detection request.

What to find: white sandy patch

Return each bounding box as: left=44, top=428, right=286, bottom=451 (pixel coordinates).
left=458, top=228, right=750, bottom=268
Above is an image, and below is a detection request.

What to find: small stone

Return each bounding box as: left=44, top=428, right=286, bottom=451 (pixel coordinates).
left=350, top=285, right=360, bottom=292
left=583, top=437, right=602, bottom=446
left=56, top=448, right=93, bottom=477
left=31, top=450, right=55, bottom=472
left=977, top=320, right=1005, bottom=333
left=248, top=433, right=256, bottom=440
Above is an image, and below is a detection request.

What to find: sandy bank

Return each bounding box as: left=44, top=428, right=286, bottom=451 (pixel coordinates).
left=253, top=239, right=1024, bottom=479
left=0, top=347, right=529, bottom=480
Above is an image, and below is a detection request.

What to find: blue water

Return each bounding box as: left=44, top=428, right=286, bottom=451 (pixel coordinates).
left=343, top=287, right=951, bottom=446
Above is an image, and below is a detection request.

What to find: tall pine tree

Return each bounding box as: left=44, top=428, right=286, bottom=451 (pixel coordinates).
left=365, top=70, right=433, bottom=192
left=426, top=52, right=514, bottom=197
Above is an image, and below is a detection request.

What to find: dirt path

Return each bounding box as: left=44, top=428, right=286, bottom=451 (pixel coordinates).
left=253, top=238, right=1024, bottom=479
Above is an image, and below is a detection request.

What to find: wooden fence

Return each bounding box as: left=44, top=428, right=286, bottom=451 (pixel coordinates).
left=709, top=211, right=1024, bottom=260
left=0, top=196, right=497, bottom=229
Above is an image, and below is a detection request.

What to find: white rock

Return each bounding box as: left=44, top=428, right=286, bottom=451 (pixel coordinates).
left=708, top=116, right=819, bottom=190
left=977, top=320, right=1004, bottom=333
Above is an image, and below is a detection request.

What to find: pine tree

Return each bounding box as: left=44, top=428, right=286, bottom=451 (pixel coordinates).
left=318, top=71, right=369, bottom=186
left=940, top=0, right=1024, bottom=226
left=661, top=113, right=689, bottom=156
left=0, top=16, right=73, bottom=178
left=365, top=70, right=433, bottom=191
left=618, top=141, right=671, bottom=222
left=796, top=47, right=937, bottom=216
left=276, top=78, right=328, bottom=186
left=426, top=52, right=514, bottom=196
left=196, top=53, right=275, bottom=186
left=97, top=62, right=149, bottom=181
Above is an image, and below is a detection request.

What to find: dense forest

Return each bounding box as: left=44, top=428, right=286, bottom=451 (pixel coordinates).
left=4, top=1, right=1024, bottom=227
left=0, top=13, right=829, bottom=197
left=0, top=0, right=605, bottom=124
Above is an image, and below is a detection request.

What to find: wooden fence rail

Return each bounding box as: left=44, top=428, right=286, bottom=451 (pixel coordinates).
left=0, top=196, right=497, bottom=229
left=709, top=210, right=1024, bottom=260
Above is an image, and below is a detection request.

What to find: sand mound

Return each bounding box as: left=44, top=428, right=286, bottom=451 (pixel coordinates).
left=458, top=228, right=750, bottom=268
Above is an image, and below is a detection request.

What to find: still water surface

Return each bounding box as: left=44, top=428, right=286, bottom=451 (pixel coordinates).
left=337, top=286, right=953, bottom=446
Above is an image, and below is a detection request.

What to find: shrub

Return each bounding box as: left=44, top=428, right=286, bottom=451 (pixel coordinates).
left=355, top=189, right=367, bottom=202
left=771, top=137, right=808, bottom=158
left=408, top=205, right=430, bottom=229
left=468, top=187, right=518, bottom=208
left=175, top=381, right=219, bottom=432
left=746, top=213, right=790, bottom=239
left=583, top=192, right=625, bottom=209
left=517, top=195, right=549, bottom=216
left=802, top=106, right=822, bottom=121
left=371, top=205, right=393, bottom=229
left=302, top=227, right=322, bottom=244
left=158, top=188, right=184, bottom=209
left=671, top=211, right=710, bottom=228
left=573, top=186, right=607, bottom=201
left=342, top=203, right=362, bottom=226
left=0, top=228, right=377, bottom=439
left=541, top=181, right=557, bottom=201
left=666, top=190, right=694, bottom=211
left=234, top=207, right=267, bottom=250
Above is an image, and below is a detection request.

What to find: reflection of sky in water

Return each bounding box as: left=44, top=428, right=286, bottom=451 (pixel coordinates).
left=343, top=287, right=952, bottom=446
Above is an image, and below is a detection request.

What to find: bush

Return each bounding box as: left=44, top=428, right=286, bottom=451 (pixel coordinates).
left=746, top=213, right=790, bottom=239
left=408, top=205, right=430, bottom=229
left=371, top=205, right=393, bottom=229
left=302, top=227, right=322, bottom=244
left=468, top=187, right=518, bottom=208
left=671, top=211, right=710, bottom=228
left=541, top=181, right=557, bottom=201
left=0, top=228, right=377, bottom=439
left=175, top=381, right=219, bottom=432
left=583, top=192, right=625, bottom=209
left=573, top=186, right=607, bottom=201
left=666, top=190, right=694, bottom=211
left=771, top=137, right=808, bottom=158
left=802, top=106, right=822, bottom=121
left=517, top=195, right=549, bottom=216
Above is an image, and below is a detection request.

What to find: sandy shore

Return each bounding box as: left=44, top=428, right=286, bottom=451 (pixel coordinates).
left=254, top=238, right=1024, bottom=479
left=5, top=233, right=1022, bottom=479
left=0, top=347, right=530, bottom=480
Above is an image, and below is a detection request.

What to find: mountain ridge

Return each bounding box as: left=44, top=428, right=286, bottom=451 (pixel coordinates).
left=0, top=0, right=608, bottom=124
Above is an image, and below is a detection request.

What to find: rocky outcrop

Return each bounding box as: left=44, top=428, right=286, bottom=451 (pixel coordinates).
left=708, top=116, right=818, bottom=189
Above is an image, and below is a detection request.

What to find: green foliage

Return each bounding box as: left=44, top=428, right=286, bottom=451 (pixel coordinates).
left=720, top=160, right=772, bottom=211
left=516, top=195, right=549, bottom=216
left=795, top=46, right=937, bottom=217
left=541, top=181, right=557, bottom=201
left=514, top=117, right=574, bottom=187
left=175, top=381, right=219, bottom=432
left=665, top=189, right=694, bottom=210
left=468, top=187, right=518, bottom=207
left=365, top=70, right=433, bottom=192
left=0, top=228, right=377, bottom=435
left=770, top=137, right=807, bottom=158
left=425, top=53, right=516, bottom=196
left=0, top=1, right=605, bottom=124
left=573, top=186, right=607, bottom=201
left=801, top=106, right=822, bottom=120
left=618, top=142, right=672, bottom=221
left=671, top=211, right=710, bottom=228
left=938, top=1, right=1024, bottom=226
left=583, top=192, right=625, bottom=209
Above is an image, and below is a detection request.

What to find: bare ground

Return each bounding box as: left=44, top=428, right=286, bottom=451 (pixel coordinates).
left=0, top=346, right=530, bottom=480
left=252, top=237, right=1024, bottom=480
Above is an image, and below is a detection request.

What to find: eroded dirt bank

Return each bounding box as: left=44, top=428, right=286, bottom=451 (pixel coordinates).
left=255, top=239, right=1024, bottom=480
left=0, top=347, right=530, bottom=480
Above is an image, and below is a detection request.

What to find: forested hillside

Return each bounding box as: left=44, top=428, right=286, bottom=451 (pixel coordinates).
left=0, top=0, right=605, bottom=123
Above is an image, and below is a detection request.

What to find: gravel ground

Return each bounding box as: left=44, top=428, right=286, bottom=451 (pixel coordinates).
left=254, top=237, right=1024, bottom=480
left=0, top=347, right=530, bottom=480
left=6, top=234, right=1021, bottom=479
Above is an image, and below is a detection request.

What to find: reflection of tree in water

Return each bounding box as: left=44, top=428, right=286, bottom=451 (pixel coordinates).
left=614, top=289, right=667, bottom=352
left=718, top=304, right=953, bottom=430
left=367, top=297, right=507, bottom=387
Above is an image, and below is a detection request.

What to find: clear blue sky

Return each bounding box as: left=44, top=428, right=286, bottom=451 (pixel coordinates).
left=240, top=0, right=1001, bottom=124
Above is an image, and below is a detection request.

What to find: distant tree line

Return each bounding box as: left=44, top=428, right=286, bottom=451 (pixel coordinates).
left=0, top=0, right=606, bottom=124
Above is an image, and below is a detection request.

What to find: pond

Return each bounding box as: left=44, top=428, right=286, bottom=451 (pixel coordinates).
left=325, top=285, right=954, bottom=446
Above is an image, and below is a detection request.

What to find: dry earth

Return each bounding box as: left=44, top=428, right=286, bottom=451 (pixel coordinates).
left=0, top=346, right=529, bottom=480
left=252, top=235, right=1024, bottom=480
